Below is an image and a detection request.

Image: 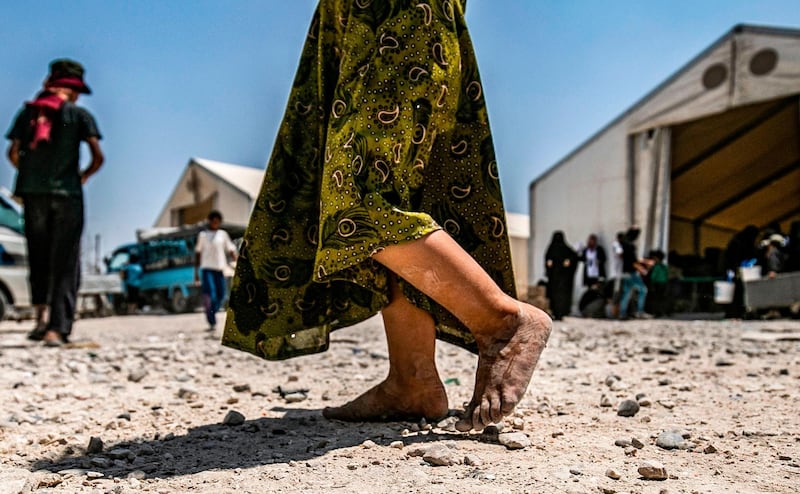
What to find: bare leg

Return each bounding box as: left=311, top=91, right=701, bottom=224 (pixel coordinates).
left=372, top=231, right=552, bottom=431
left=323, top=275, right=449, bottom=422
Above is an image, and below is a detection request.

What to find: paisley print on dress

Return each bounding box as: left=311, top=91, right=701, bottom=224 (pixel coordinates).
left=223, top=0, right=516, bottom=361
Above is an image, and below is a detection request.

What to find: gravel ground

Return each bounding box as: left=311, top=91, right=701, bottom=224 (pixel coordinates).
left=1, top=312, right=799, bottom=494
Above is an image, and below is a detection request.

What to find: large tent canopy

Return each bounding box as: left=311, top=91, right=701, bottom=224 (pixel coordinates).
left=528, top=25, right=800, bottom=286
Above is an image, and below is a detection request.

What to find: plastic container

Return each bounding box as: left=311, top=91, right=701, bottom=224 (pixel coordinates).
left=739, top=266, right=761, bottom=282
left=713, top=281, right=735, bottom=304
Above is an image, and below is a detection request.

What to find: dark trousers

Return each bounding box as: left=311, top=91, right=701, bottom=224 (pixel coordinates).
left=201, top=268, right=225, bottom=326
left=23, top=194, right=84, bottom=337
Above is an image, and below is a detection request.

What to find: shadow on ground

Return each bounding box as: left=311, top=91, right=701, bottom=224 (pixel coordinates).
left=28, top=407, right=470, bottom=479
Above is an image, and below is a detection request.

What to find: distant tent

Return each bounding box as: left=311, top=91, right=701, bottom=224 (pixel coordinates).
left=528, top=25, right=800, bottom=288
left=154, top=158, right=265, bottom=227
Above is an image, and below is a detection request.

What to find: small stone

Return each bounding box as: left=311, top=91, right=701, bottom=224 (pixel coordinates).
left=233, top=384, right=251, bottom=393
left=606, top=468, right=622, bottom=480
left=347, top=463, right=358, bottom=471
left=86, top=471, right=104, bottom=479
left=610, top=380, right=629, bottom=391
left=605, top=374, right=621, bottom=387
left=361, top=440, right=376, bottom=449
left=389, top=441, right=404, bottom=449
left=569, top=464, right=585, bottom=476
left=631, top=437, right=645, bottom=449
left=107, top=448, right=132, bottom=460
left=422, top=444, right=455, bottom=466
left=128, top=369, right=147, bottom=383
left=284, top=393, right=307, bottom=403
left=498, top=432, right=531, bottom=450
left=656, top=431, right=688, bottom=450
left=715, top=359, right=735, bottom=367
left=87, top=436, right=104, bottom=454
left=223, top=410, right=246, bottom=426
left=406, top=445, right=431, bottom=457
left=704, top=444, right=718, bottom=454
left=658, top=400, right=676, bottom=410
left=638, top=398, right=653, bottom=407
left=464, top=454, right=484, bottom=466
left=90, top=457, right=111, bottom=469
left=127, top=470, right=146, bottom=480
left=36, top=473, right=63, bottom=488
left=600, top=394, right=613, bottom=407
left=614, top=438, right=632, bottom=448
left=512, top=417, right=525, bottom=430
left=436, top=416, right=458, bottom=432
left=552, top=430, right=565, bottom=438
left=638, top=460, right=668, bottom=480
left=177, top=387, right=199, bottom=400
left=617, top=400, right=640, bottom=417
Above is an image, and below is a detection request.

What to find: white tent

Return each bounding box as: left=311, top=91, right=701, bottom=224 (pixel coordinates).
left=154, top=158, right=264, bottom=227
left=528, top=25, right=800, bottom=289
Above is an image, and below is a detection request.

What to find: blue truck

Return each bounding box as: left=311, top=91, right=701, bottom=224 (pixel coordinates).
left=106, top=224, right=244, bottom=314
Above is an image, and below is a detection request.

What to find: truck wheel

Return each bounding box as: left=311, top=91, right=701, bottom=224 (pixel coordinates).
left=170, top=289, right=189, bottom=313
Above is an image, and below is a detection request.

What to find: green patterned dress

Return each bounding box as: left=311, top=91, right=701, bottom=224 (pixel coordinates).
left=222, top=0, right=516, bottom=360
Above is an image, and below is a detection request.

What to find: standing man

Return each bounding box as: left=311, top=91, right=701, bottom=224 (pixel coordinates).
left=195, top=211, right=237, bottom=331
left=579, top=233, right=607, bottom=288
left=5, top=59, right=104, bottom=346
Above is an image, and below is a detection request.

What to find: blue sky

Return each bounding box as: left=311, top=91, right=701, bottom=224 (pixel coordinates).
left=2, top=0, right=799, bottom=259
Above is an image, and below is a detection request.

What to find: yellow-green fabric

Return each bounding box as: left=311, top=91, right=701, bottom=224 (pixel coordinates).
left=222, top=0, right=516, bottom=360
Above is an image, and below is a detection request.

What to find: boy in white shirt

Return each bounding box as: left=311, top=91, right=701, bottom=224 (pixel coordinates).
left=195, top=210, right=238, bottom=330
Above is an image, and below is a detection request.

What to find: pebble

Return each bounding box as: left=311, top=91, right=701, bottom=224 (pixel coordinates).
left=638, top=460, right=668, bottom=480
left=658, top=400, right=676, bottom=410
left=223, top=410, right=246, bottom=426
left=464, top=454, right=484, bottom=466
left=107, top=448, right=133, bottom=460
left=90, top=457, right=111, bottom=469
left=128, top=368, right=148, bottom=383
left=87, top=436, right=103, bottom=454
left=606, top=468, right=622, bottom=480
left=177, top=387, right=199, bottom=400
left=617, top=400, right=640, bottom=417
left=569, top=464, right=585, bottom=475
left=614, top=438, right=631, bottom=448
left=704, top=444, right=718, bottom=454
left=361, top=440, right=376, bottom=449
left=631, top=437, right=645, bottom=449
left=127, top=470, right=147, bottom=480
left=656, top=431, right=689, bottom=450
left=716, top=359, right=735, bottom=367
left=422, top=444, right=456, bottom=466
left=233, top=384, right=251, bottom=393
left=498, top=432, right=531, bottom=450
left=512, top=417, right=525, bottom=430
left=285, top=393, right=307, bottom=403
left=600, top=395, right=613, bottom=407
left=389, top=441, right=404, bottom=449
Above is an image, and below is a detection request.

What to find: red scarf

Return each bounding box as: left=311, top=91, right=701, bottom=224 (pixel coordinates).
left=25, top=91, right=65, bottom=149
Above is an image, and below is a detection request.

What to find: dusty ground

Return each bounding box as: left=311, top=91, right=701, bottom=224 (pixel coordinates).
left=0, top=312, right=799, bottom=494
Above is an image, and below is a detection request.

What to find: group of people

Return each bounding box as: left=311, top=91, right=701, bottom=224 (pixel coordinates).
left=544, top=227, right=669, bottom=321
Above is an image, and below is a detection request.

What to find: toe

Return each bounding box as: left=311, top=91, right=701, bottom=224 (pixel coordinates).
left=479, top=397, right=493, bottom=428
left=489, top=397, right=504, bottom=424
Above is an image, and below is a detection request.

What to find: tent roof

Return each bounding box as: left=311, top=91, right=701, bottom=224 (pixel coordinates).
left=530, top=24, right=800, bottom=188
left=191, top=157, right=265, bottom=200
left=670, top=97, right=800, bottom=232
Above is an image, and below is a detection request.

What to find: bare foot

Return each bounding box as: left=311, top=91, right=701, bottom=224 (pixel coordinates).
left=456, top=303, right=552, bottom=431
left=323, top=376, right=448, bottom=422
